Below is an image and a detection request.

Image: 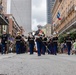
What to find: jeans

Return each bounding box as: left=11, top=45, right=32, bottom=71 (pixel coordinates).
left=2, top=44, right=6, bottom=54
left=16, top=43, right=20, bottom=54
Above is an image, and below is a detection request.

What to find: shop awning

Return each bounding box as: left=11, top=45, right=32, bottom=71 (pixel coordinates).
left=0, top=15, right=9, bottom=25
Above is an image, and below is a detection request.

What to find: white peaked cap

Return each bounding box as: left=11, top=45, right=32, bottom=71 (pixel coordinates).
left=53, top=32, right=56, bottom=35
left=67, top=32, right=70, bottom=34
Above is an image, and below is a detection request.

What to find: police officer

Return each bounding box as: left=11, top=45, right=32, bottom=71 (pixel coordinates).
left=28, top=34, right=35, bottom=54
left=1, top=30, right=8, bottom=54
left=52, top=33, right=58, bottom=55
left=15, top=32, right=22, bottom=54
left=65, top=32, right=72, bottom=55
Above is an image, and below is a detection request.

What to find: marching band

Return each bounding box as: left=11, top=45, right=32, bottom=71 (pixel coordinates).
left=0, top=29, right=74, bottom=56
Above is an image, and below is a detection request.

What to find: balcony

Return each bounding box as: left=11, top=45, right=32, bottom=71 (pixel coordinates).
left=67, top=5, right=74, bottom=16
left=59, top=16, right=76, bottom=35
left=61, top=17, right=65, bottom=24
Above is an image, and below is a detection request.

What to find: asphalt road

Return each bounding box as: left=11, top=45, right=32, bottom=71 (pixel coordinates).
left=0, top=53, right=76, bottom=75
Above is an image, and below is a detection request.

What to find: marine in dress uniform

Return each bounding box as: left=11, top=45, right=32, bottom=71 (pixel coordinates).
left=28, top=35, right=35, bottom=54
left=36, top=35, right=42, bottom=56
left=15, top=32, right=22, bottom=54
left=52, top=36, right=58, bottom=55
left=65, top=33, right=72, bottom=55
left=35, top=30, right=42, bottom=56
left=20, top=35, right=25, bottom=53
left=35, top=29, right=45, bottom=56
left=42, top=35, right=47, bottom=55
left=47, top=38, right=53, bottom=54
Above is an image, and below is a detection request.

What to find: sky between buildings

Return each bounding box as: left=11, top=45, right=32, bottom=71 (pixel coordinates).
left=7, top=0, right=47, bottom=31
left=32, top=0, right=47, bottom=30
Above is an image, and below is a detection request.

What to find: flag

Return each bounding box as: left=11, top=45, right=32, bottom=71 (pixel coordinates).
left=57, top=12, right=61, bottom=20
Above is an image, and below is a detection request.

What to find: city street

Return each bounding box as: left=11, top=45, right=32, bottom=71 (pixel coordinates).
left=0, top=53, right=76, bottom=75
left=0, top=0, right=76, bottom=75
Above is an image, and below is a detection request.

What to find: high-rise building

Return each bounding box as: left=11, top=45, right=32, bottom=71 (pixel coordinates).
left=47, top=0, right=55, bottom=24
left=2, top=0, right=11, bottom=14
left=11, top=0, right=31, bottom=35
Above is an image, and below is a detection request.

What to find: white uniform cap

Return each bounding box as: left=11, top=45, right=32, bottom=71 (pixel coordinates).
left=67, top=32, right=70, bottom=35
left=17, top=32, right=20, bottom=34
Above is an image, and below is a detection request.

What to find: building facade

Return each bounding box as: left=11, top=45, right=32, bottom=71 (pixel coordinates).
left=41, top=26, right=46, bottom=36
left=2, top=0, right=7, bottom=14
left=2, top=0, right=11, bottom=14
left=11, top=0, right=31, bottom=36
left=47, top=0, right=55, bottom=24
left=52, top=0, right=76, bottom=35
left=6, top=14, right=23, bottom=37
left=0, top=0, right=9, bottom=35
left=0, top=0, right=22, bottom=37
left=45, top=24, right=51, bottom=36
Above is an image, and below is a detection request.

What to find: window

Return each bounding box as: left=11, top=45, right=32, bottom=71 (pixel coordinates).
left=0, top=0, right=2, bottom=4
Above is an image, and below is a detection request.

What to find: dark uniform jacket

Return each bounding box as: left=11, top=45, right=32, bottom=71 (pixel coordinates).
left=52, top=37, right=58, bottom=46
left=28, top=36, right=35, bottom=45
left=36, top=36, right=42, bottom=43
left=15, top=36, right=22, bottom=44
left=42, top=37, right=47, bottom=45
left=48, top=39, right=53, bottom=47
left=65, top=37, right=72, bottom=46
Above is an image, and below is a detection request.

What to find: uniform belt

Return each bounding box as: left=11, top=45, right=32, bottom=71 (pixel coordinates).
left=30, top=39, right=33, bottom=40
left=66, top=40, right=71, bottom=42
left=43, top=41, right=47, bottom=42
left=16, top=39, right=21, bottom=41
left=5, top=41, right=7, bottom=43
left=53, top=40, right=58, bottom=42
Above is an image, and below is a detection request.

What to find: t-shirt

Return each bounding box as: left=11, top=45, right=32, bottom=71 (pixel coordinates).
left=73, top=42, right=76, bottom=49
left=1, top=34, right=8, bottom=44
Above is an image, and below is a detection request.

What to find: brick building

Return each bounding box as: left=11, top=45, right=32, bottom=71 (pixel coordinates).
left=0, top=0, right=23, bottom=37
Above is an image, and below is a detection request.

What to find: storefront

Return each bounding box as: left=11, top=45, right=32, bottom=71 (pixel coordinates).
left=0, top=15, right=9, bottom=36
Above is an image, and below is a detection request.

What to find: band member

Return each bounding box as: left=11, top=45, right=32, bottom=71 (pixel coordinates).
left=52, top=34, right=58, bottom=55
left=42, top=35, right=47, bottom=55
left=15, top=32, right=22, bottom=54
left=1, top=30, right=8, bottom=54
left=65, top=33, right=72, bottom=55
left=28, top=34, right=35, bottom=54
left=20, top=35, right=26, bottom=53
left=47, top=38, right=53, bottom=54
left=35, top=35, right=42, bottom=56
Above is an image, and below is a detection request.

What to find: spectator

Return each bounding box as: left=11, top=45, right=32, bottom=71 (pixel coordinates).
left=71, top=39, right=76, bottom=55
